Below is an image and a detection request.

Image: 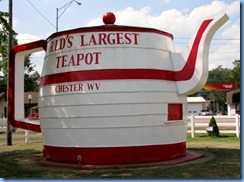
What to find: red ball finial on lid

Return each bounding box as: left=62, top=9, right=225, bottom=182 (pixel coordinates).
left=103, top=12, right=116, bottom=25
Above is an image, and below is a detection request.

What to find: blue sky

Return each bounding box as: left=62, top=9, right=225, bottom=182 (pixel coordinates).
left=0, top=0, right=241, bottom=73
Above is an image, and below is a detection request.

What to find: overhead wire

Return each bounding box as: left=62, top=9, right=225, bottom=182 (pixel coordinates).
left=26, top=0, right=56, bottom=29
left=173, top=37, right=240, bottom=54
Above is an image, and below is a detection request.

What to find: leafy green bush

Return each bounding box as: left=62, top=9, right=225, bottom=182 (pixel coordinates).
left=208, top=116, right=219, bottom=137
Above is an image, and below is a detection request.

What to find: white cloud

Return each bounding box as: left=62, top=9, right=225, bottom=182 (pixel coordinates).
left=29, top=51, right=45, bottom=75
left=16, top=34, right=46, bottom=74
left=222, top=20, right=240, bottom=39
left=160, top=0, right=171, bottom=5
left=16, top=34, right=43, bottom=44
left=85, top=0, right=239, bottom=70
left=225, top=0, right=240, bottom=16
left=115, top=7, right=152, bottom=26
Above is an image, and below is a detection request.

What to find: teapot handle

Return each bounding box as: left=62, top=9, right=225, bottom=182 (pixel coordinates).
left=8, top=40, right=47, bottom=132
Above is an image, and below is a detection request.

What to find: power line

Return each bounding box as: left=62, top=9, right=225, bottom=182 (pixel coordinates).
left=210, top=38, right=240, bottom=41
left=174, top=37, right=240, bottom=41
left=174, top=42, right=239, bottom=45
left=209, top=52, right=240, bottom=54
left=26, top=0, right=56, bottom=29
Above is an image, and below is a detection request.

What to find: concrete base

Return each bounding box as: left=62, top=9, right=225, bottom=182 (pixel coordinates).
left=40, top=150, right=203, bottom=170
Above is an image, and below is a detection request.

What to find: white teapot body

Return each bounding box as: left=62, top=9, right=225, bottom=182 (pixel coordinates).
left=8, top=13, right=228, bottom=164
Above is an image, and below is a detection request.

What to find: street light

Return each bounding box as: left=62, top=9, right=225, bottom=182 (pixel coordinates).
left=26, top=94, right=32, bottom=144
left=56, top=0, right=81, bottom=32
left=28, top=94, right=32, bottom=114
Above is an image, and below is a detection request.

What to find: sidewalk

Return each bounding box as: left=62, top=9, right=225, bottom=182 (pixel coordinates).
left=0, top=127, right=42, bottom=139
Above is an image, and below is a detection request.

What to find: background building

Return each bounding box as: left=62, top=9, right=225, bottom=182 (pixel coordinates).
left=187, top=96, right=208, bottom=116
left=0, top=92, right=38, bottom=119
left=226, top=89, right=240, bottom=116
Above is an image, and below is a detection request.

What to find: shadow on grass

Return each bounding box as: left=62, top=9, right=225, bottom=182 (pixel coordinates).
left=195, top=134, right=237, bottom=138
left=0, top=147, right=240, bottom=178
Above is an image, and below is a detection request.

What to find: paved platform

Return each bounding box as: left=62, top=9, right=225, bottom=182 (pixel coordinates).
left=40, top=150, right=203, bottom=170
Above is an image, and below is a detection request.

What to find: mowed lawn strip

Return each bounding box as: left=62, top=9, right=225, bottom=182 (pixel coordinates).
left=0, top=133, right=240, bottom=178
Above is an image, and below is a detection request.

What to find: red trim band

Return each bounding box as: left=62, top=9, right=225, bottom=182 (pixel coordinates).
left=40, top=69, right=176, bottom=86
left=14, top=122, right=41, bottom=133
left=44, top=142, right=186, bottom=164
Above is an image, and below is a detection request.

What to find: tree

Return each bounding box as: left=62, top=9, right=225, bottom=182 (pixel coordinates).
left=24, top=55, right=40, bottom=92
left=207, top=65, right=233, bottom=83
left=208, top=116, right=219, bottom=137
left=230, top=59, right=240, bottom=89
left=0, top=10, right=40, bottom=93
left=192, top=60, right=241, bottom=114
left=0, top=11, right=15, bottom=38
left=208, top=61, right=240, bottom=88
left=207, top=62, right=240, bottom=114
left=0, top=10, right=17, bottom=93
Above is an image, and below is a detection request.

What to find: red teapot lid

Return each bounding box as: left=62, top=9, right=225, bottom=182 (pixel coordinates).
left=103, top=12, right=116, bottom=25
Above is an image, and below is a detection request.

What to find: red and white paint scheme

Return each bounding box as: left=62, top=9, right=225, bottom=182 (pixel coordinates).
left=8, top=12, right=228, bottom=164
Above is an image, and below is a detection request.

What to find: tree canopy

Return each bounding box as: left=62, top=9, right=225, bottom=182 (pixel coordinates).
left=0, top=9, right=40, bottom=93
left=196, top=60, right=240, bottom=114
left=207, top=60, right=240, bottom=88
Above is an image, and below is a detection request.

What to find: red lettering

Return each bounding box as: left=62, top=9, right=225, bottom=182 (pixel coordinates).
left=107, top=33, right=116, bottom=44
left=80, top=34, right=88, bottom=46
left=65, top=85, right=69, bottom=92
left=99, top=33, right=107, bottom=45
left=59, top=38, right=66, bottom=50
left=54, top=39, right=59, bottom=51
left=87, top=83, right=101, bottom=90
left=79, top=84, right=83, bottom=91
left=133, top=33, right=139, bottom=45
left=116, top=33, right=124, bottom=44
left=55, top=85, right=60, bottom=93
left=67, top=55, right=75, bottom=66
left=56, top=56, right=62, bottom=68
left=67, top=35, right=73, bottom=48
left=95, top=83, right=101, bottom=90
left=76, top=53, right=84, bottom=66
left=56, top=52, right=102, bottom=68
left=80, top=32, right=140, bottom=47
left=49, top=36, right=73, bottom=53
left=93, top=52, right=101, bottom=64
left=55, top=84, right=84, bottom=93
left=124, top=33, right=132, bottom=44
left=85, top=53, right=93, bottom=65
left=68, top=84, right=73, bottom=92
left=74, top=84, right=84, bottom=91
left=89, top=34, right=97, bottom=45
left=61, top=55, right=68, bottom=67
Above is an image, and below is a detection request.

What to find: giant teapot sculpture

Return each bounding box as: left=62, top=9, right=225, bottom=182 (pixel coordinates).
left=8, top=12, right=228, bottom=165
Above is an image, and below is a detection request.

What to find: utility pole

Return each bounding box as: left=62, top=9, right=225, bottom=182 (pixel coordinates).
left=7, top=0, right=13, bottom=146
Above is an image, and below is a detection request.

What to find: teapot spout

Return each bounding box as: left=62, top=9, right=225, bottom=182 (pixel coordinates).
left=172, top=13, right=229, bottom=95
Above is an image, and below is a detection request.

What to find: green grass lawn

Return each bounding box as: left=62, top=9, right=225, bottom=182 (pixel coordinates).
left=0, top=133, right=240, bottom=178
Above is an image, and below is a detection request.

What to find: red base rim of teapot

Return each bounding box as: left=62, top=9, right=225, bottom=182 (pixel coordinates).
left=43, top=142, right=186, bottom=165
